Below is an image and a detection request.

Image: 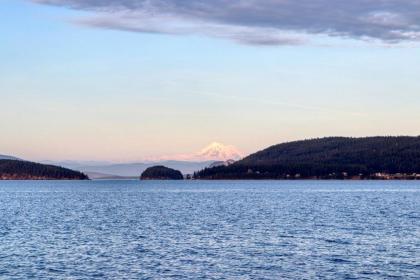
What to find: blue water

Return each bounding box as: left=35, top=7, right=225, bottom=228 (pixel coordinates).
left=0, top=180, right=419, bottom=279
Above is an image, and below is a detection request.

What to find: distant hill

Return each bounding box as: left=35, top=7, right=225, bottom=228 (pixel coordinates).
left=208, top=159, right=236, bottom=168
left=51, top=160, right=215, bottom=177
left=42, top=142, right=243, bottom=177
left=140, top=166, right=183, bottom=180
left=0, top=160, right=88, bottom=180
left=194, top=136, right=420, bottom=179
left=0, top=154, right=21, bottom=161
left=85, top=171, right=136, bottom=180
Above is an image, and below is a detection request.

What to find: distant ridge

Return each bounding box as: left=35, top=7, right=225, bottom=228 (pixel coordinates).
left=0, top=154, right=21, bottom=161
left=43, top=142, right=243, bottom=177
left=52, top=160, right=215, bottom=177
left=194, top=136, right=420, bottom=179
left=85, top=171, right=136, bottom=180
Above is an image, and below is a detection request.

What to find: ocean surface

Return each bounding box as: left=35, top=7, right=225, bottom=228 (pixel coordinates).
left=0, top=180, right=419, bottom=279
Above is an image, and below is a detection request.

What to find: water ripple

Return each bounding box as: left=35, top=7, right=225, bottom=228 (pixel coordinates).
left=0, top=180, right=419, bottom=279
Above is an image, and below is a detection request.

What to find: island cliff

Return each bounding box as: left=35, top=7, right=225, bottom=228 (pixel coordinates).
left=0, top=160, right=89, bottom=180
left=194, top=136, right=420, bottom=180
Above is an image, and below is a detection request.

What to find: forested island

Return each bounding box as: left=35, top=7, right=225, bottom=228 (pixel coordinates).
left=0, top=159, right=88, bottom=180
left=140, top=166, right=184, bottom=180
left=194, top=136, right=420, bottom=180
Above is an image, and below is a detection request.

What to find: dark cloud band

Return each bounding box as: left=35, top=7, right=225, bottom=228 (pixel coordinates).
left=33, top=0, right=420, bottom=45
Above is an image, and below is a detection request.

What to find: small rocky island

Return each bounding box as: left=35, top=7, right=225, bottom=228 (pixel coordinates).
left=140, top=166, right=184, bottom=180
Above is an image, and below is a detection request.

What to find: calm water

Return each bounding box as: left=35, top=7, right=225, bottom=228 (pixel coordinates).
left=0, top=180, right=419, bottom=279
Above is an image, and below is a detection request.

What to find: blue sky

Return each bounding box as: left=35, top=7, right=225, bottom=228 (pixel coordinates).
left=1, top=0, right=420, bottom=161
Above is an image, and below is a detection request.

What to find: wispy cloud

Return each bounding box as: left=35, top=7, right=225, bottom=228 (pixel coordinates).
left=32, top=0, right=420, bottom=45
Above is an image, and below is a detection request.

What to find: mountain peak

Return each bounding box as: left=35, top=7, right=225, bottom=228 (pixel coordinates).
left=197, top=142, right=243, bottom=161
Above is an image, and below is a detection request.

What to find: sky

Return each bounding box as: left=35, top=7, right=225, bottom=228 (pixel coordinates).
left=1, top=0, right=420, bottom=162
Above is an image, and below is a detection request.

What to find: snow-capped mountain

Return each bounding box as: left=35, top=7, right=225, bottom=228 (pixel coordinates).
left=43, top=142, right=243, bottom=178
left=147, top=142, right=244, bottom=162
left=195, top=142, right=243, bottom=161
